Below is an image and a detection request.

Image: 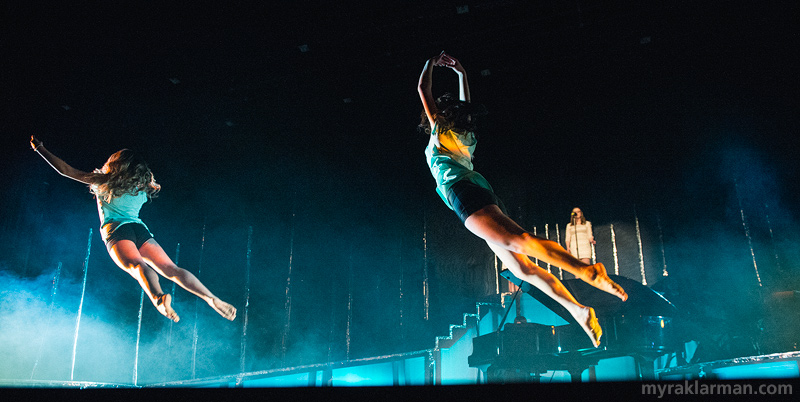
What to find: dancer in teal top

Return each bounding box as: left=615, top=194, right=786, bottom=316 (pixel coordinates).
left=424, top=120, right=494, bottom=211
left=418, top=52, right=627, bottom=347
left=31, top=136, right=236, bottom=323
left=95, top=190, right=152, bottom=244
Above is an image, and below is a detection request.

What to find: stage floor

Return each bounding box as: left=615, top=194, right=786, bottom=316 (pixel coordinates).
left=4, top=350, right=799, bottom=389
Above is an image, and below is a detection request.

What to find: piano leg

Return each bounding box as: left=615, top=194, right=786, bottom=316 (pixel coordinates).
left=567, top=368, right=582, bottom=383
left=566, top=366, right=595, bottom=383
left=634, top=355, right=656, bottom=380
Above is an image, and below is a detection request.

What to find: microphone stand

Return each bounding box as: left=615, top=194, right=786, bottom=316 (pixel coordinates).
left=571, top=214, right=580, bottom=263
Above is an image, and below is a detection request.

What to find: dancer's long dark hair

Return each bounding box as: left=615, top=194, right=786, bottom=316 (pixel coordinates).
left=419, top=92, right=487, bottom=135
left=91, top=149, right=160, bottom=201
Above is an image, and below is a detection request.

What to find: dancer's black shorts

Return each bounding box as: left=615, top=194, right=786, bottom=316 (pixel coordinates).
left=446, top=179, right=507, bottom=223
left=105, top=222, right=154, bottom=250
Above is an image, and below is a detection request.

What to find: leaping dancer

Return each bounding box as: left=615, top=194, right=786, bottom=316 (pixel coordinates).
left=31, top=136, right=236, bottom=323
left=418, top=52, right=627, bottom=347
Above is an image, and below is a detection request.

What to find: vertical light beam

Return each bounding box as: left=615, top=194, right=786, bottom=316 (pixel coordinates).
left=657, top=214, right=669, bottom=277
left=398, top=241, right=405, bottom=345
left=346, top=245, right=354, bottom=360
left=735, top=180, right=762, bottom=287
left=422, top=210, right=430, bottom=321
left=544, top=224, right=551, bottom=273
left=191, top=223, right=207, bottom=379
left=634, top=207, right=647, bottom=286
left=133, top=289, right=144, bottom=385
left=610, top=224, right=620, bottom=275
left=282, top=212, right=295, bottom=363
left=555, top=224, right=563, bottom=279
left=71, top=228, right=92, bottom=381
left=239, top=226, right=253, bottom=375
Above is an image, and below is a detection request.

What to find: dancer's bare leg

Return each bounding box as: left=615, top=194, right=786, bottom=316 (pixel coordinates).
left=139, top=239, right=237, bottom=321
left=109, top=240, right=180, bottom=322
left=465, top=205, right=627, bottom=301
left=487, top=242, right=602, bottom=347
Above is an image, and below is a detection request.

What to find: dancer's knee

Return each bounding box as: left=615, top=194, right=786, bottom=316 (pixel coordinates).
left=159, top=264, right=185, bottom=280
left=505, top=231, right=542, bottom=255
left=118, top=258, right=148, bottom=273
left=528, top=236, right=566, bottom=260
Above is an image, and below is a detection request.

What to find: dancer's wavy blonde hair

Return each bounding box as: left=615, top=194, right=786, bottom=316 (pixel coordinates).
left=91, top=149, right=160, bottom=202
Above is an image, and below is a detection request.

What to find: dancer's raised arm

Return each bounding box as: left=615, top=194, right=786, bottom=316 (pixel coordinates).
left=438, top=52, right=470, bottom=102
left=418, top=52, right=472, bottom=130
left=418, top=53, right=443, bottom=129
left=30, top=136, right=104, bottom=185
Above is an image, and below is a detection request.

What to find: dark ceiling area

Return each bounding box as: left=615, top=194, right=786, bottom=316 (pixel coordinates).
left=3, top=1, right=797, bottom=219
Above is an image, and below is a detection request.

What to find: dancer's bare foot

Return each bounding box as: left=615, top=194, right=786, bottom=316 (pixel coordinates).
left=579, top=263, right=628, bottom=301
left=573, top=306, right=602, bottom=347
left=209, top=298, right=237, bottom=321
left=156, top=294, right=180, bottom=323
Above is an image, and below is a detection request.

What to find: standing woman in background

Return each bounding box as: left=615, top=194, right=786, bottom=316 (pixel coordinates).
left=30, top=136, right=236, bottom=323
left=565, top=207, right=595, bottom=265
left=418, top=52, right=627, bottom=347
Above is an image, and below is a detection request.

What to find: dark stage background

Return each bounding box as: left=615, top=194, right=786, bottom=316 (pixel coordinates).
left=1, top=0, right=798, bottom=383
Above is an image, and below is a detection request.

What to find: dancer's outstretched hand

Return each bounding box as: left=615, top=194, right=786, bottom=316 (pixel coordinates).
left=436, top=52, right=465, bottom=73
left=30, top=135, right=43, bottom=151
left=429, top=50, right=446, bottom=65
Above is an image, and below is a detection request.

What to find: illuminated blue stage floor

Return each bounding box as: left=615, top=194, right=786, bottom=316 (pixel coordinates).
left=4, top=292, right=798, bottom=389
left=3, top=351, right=799, bottom=389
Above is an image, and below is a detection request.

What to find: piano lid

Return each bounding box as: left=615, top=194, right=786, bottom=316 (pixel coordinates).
left=500, top=270, right=678, bottom=325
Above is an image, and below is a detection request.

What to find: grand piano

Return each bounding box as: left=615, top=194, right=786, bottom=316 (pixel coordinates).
left=468, top=270, right=683, bottom=382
